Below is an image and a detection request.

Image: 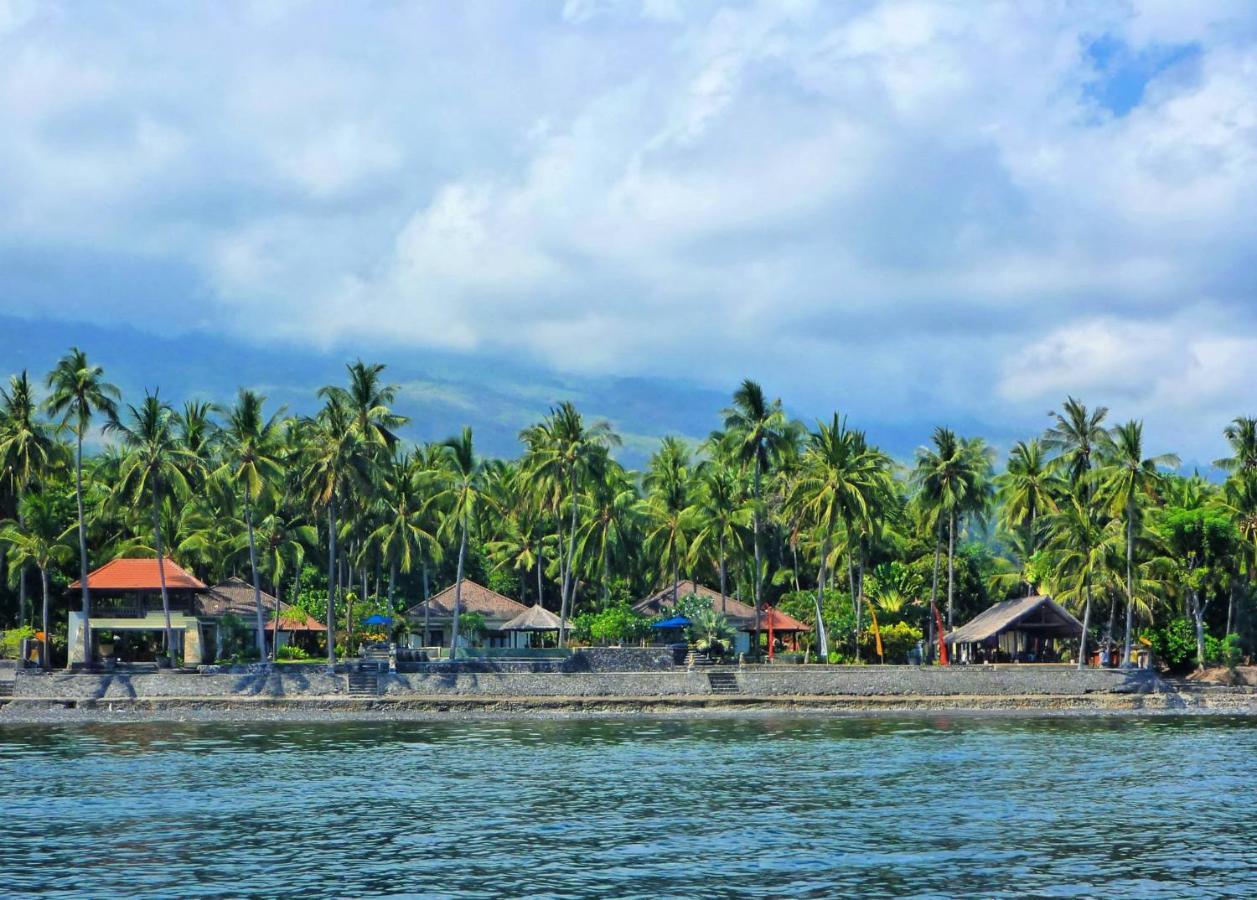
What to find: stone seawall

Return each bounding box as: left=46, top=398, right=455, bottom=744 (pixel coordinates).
left=14, top=665, right=1163, bottom=701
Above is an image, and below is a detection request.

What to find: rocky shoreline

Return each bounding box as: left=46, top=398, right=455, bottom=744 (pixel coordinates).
left=2, top=688, right=1254, bottom=724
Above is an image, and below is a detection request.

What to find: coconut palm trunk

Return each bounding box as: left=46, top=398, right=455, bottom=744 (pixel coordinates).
left=1121, top=500, right=1135, bottom=667
left=1077, top=579, right=1092, bottom=671
left=718, top=535, right=727, bottom=616
left=74, top=431, right=91, bottom=665
left=244, top=501, right=268, bottom=660
left=422, top=558, right=431, bottom=647
left=814, top=538, right=830, bottom=659
left=449, top=523, right=468, bottom=657
left=151, top=484, right=175, bottom=660
left=848, top=551, right=859, bottom=661
left=326, top=501, right=337, bottom=666
left=752, top=466, right=762, bottom=658
left=559, top=470, right=579, bottom=646
left=946, top=509, right=956, bottom=628
left=40, top=565, right=51, bottom=670
left=928, top=522, right=941, bottom=660
left=17, top=503, right=27, bottom=628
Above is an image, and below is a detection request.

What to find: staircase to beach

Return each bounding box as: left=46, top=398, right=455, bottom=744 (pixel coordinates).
left=707, top=671, right=740, bottom=695
left=346, top=671, right=380, bottom=698
left=684, top=651, right=714, bottom=668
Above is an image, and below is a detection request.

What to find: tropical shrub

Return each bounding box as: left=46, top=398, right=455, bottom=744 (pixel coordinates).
left=688, top=607, right=735, bottom=655
left=0, top=625, right=36, bottom=659
left=859, top=621, right=923, bottom=663
left=276, top=643, right=312, bottom=661
left=457, top=611, right=487, bottom=645
left=585, top=604, right=648, bottom=645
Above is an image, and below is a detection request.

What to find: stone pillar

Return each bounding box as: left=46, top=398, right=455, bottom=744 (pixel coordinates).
left=183, top=622, right=204, bottom=666
left=67, top=612, right=85, bottom=667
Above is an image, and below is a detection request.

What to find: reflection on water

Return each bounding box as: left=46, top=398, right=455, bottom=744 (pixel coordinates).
left=2, top=715, right=1256, bottom=898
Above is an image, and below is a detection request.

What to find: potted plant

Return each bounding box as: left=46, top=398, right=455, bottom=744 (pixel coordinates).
left=97, top=631, right=116, bottom=658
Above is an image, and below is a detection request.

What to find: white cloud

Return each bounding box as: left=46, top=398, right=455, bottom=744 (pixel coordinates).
left=0, top=1, right=1255, bottom=459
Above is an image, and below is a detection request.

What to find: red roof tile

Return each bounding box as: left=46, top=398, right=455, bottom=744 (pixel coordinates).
left=69, top=557, right=206, bottom=591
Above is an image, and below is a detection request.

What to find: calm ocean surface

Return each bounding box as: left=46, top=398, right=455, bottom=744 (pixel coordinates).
left=2, top=714, right=1255, bottom=898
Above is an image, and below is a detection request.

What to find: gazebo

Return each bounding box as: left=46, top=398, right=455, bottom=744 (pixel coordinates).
left=499, top=604, right=563, bottom=648
left=751, top=606, right=810, bottom=659
left=945, top=595, right=1083, bottom=664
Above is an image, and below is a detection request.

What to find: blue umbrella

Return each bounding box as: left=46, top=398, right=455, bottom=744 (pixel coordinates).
left=363, top=614, right=393, bottom=626
left=651, top=615, right=692, bottom=629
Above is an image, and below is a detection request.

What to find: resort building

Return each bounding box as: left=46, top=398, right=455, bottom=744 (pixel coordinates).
left=197, top=577, right=326, bottom=658
left=945, top=595, right=1084, bottom=664
left=633, top=580, right=810, bottom=654
left=404, top=580, right=529, bottom=649
left=68, top=557, right=208, bottom=666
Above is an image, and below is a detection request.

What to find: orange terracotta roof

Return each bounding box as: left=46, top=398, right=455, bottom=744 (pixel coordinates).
left=266, top=612, right=327, bottom=632
left=753, top=606, right=810, bottom=632
left=69, top=557, right=206, bottom=591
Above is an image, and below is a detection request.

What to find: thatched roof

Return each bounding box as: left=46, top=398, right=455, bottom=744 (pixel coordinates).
left=633, top=580, right=757, bottom=624
left=945, top=595, right=1083, bottom=645
left=196, top=577, right=279, bottom=617
left=500, top=604, right=563, bottom=632
left=405, top=580, right=526, bottom=621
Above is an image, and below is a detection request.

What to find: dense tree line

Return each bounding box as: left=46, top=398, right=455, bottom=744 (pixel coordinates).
left=2, top=348, right=1255, bottom=669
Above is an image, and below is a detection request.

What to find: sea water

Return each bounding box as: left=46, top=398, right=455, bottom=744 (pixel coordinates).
left=2, top=714, right=1255, bottom=898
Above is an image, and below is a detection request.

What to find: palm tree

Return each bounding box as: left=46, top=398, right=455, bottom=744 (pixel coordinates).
left=687, top=461, right=749, bottom=617
left=639, top=437, right=696, bottom=605
left=219, top=389, right=286, bottom=660
left=720, top=379, right=794, bottom=656
left=1044, top=397, right=1110, bottom=487
left=1, top=492, right=72, bottom=667
left=45, top=348, right=119, bottom=664
left=1042, top=488, right=1120, bottom=669
left=788, top=414, right=889, bottom=659
left=0, top=371, right=58, bottom=628
left=1097, top=420, right=1179, bottom=666
left=575, top=459, right=638, bottom=607
left=520, top=403, right=619, bottom=643
left=106, top=391, right=196, bottom=659
left=320, top=360, right=408, bottom=450
left=438, top=427, right=487, bottom=658
left=1215, top=417, right=1257, bottom=483
left=300, top=395, right=367, bottom=665
left=368, top=452, right=439, bottom=604
left=996, top=439, right=1059, bottom=594
left=912, top=428, right=992, bottom=628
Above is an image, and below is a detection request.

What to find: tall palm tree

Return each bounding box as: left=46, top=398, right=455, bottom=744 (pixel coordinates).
left=788, top=414, right=889, bottom=659
left=0, top=371, right=58, bottom=628
left=1044, top=397, right=1110, bottom=487
left=438, top=427, right=487, bottom=657
left=720, top=379, right=794, bottom=655
left=520, top=403, right=619, bottom=643
left=45, top=348, right=119, bottom=664
left=575, top=459, right=639, bottom=607
left=1097, top=420, right=1179, bottom=666
left=640, top=437, right=697, bottom=607
left=687, top=461, right=749, bottom=617
left=300, top=394, right=367, bottom=665
left=912, top=427, right=992, bottom=627
left=219, top=390, right=286, bottom=659
left=1043, top=488, right=1120, bottom=669
left=996, top=439, right=1059, bottom=594
left=106, top=391, right=196, bottom=658
left=368, top=452, right=439, bottom=604
left=1, top=492, right=72, bottom=667
left=1215, top=417, right=1257, bottom=483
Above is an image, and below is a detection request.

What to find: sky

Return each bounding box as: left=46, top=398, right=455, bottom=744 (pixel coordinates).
left=1, top=0, right=1255, bottom=466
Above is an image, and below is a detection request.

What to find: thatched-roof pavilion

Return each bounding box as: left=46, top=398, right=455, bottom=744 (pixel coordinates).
left=946, top=595, right=1083, bottom=664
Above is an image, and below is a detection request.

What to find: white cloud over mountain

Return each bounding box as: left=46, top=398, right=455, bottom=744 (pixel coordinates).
left=1, top=1, right=1255, bottom=460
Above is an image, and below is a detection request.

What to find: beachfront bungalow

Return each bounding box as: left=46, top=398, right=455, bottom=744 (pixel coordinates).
left=499, top=603, right=564, bottom=648
left=404, top=580, right=529, bottom=649
left=68, top=557, right=208, bottom=666
left=196, top=577, right=326, bottom=658
left=632, top=580, right=810, bottom=655
left=945, top=595, right=1083, bottom=664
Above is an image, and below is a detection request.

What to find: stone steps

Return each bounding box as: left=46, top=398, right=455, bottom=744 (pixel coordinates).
left=346, top=672, right=379, bottom=697
left=707, top=671, right=739, bottom=694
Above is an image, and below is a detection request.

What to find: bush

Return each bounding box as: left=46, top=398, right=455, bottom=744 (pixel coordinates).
left=0, top=626, right=36, bottom=659
left=276, top=643, right=312, bottom=661
left=586, top=604, right=648, bottom=644
left=1142, top=618, right=1202, bottom=672
left=860, top=621, right=923, bottom=663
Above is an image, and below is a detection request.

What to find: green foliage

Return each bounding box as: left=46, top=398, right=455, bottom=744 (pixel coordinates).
left=859, top=621, right=923, bottom=663
left=669, top=591, right=713, bottom=622
left=0, top=625, right=36, bottom=659
left=217, top=612, right=253, bottom=661
left=583, top=604, right=648, bottom=645
left=276, top=643, right=312, bottom=661
left=1142, top=618, right=1201, bottom=672
left=457, top=611, right=487, bottom=644
left=688, top=606, right=735, bottom=654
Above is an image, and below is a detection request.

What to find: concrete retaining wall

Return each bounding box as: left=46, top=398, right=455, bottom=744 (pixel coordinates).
left=14, top=664, right=1162, bottom=700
